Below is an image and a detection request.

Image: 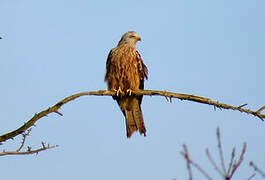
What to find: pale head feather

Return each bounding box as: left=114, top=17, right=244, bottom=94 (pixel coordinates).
left=117, top=31, right=141, bottom=46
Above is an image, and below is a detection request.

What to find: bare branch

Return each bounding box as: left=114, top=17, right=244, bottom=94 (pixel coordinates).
left=16, top=128, right=32, bottom=152
left=247, top=173, right=256, bottom=180
left=181, top=144, right=213, bottom=180
left=181, top=144, right=193, bottom=180
left=133, top=90, right=265, bottom=121
left=205, top=148, right=224, bottom=177
left=204, top=128, right=247, bottom=180
left=227, top=147, right=236, bottom=175
left=237, top=104, right=248, bottom=108
left=257, top=106, right=265, bottom=114
left=54, top=110, right=63, bottom=116
left=0, top=143, right=58, bottom=156
left=229, top=142, right=247, bottom=178
left=216, top=127, right=227, bottom=175
left=0, top=89, right=264, bottom=143
left=249, top=161, right=265, bottom=178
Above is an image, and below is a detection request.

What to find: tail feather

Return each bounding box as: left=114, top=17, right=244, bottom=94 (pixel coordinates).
left=118, top=97, right=146, bottom=138
left=125, top=106, right=146, bottom=138
left=132, top=107, right=146, bottom=136
left=125, top=110, right=137, bottom=138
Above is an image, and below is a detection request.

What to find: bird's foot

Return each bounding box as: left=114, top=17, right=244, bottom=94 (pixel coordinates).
left=114, top=87, right=123, bottom=96
left=126, top=89, right=133, bottom=96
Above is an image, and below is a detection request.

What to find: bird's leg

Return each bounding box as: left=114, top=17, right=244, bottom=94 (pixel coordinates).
left=114, top=87, right=123, bottom=96
left=126, top=89, right=133, bottom=96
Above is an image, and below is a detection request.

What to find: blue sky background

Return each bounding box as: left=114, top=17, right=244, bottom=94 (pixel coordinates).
left=0, top=0, right=264, bottom=179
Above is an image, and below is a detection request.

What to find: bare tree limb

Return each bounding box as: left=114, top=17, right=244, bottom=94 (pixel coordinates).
left=181, top=144, right=213, bottom=180
left=16, top=128, right=32, bottom=152
left=227, top=147, right=236, bottom=175
left=247, top=173, right=256, bottom=180
left=181, top=144, right=193, bottom=180
left=0, top=143, right=58, bottom=156
left=216, top=127, right=227, bottom=175
left=182, top=127, right=248, bottom=180
left=0, top=89, right=264, bottom=143
left=205, top=148, right=224, bottom=177
left=229, top=142, right=247, bottom=179
left=249, top=161, right=265, bottom=178
left=0, top=127, right=58, bottom=156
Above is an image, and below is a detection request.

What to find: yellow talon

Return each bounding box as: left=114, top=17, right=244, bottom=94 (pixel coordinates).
left=114, top=87, right=123, bottom=96
left=126, top=89, right=133, bottom=96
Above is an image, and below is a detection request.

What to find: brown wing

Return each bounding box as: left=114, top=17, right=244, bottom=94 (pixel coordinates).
left=136, top=50, right=148, bottom=104
left=104, top=48, right=114, bottom=88
left=136, top=50, right=148, bottom=81
left=104, top=48, right=119, bottom=101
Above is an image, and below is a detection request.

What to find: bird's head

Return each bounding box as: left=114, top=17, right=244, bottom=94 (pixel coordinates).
left=117, top=31, right=141, bottom=46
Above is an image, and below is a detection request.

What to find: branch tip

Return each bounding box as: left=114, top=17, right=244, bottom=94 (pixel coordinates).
left=257, top=106, right=265, bottom=114
left=238, top=103, right=248, bottom=108
left=54, top=110, right=63, bottom=116
left=41, top=142, right=45, bottom=148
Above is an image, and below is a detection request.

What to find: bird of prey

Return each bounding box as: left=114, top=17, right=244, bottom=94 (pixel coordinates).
left=104, top=31, right=148, bottom=138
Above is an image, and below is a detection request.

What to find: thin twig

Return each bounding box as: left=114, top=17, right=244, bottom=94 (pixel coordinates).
left=0, top=144, right=58, bottom=156
left=216, top=127, right=227, bottom=175
left=249, top=161, right=265, bottom=178
left=205, top=148, right=224, bottom=177
left=238, top=103, right=248, bottom=108
left=16, top=128, right=32, bottom=152
left=257, top=106, right=265, bottom=114
left=227, top=147, right=236, bottom=175
left=0, top=89, right=264, bottom=143
left=181, top=145, right=213, bottom=180
left=247, top=173, right=256, bottom=180
left=206, top=128, right=247, bottom=180
left=229, top=142, right=247, bottom=178
left=181, top=144, right=193, bottom=180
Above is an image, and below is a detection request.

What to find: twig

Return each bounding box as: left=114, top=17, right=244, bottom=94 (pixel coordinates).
left=0, top=89, right=264, bottom=143
left=249, top=161, right=265, bottom=178
left=205, top=128, right=247, bottom=179
left=181, top=144, right=193, bottom=180
left=16, top=128, right=32, bottom=152
left=216, top=127, right=227, bottom=175
left=205, top=148, right=224, bottom=177
left=229, top=142, right=247, bottom=179
left=0, top=143, right=58, bottom=156
left=257, top=106, right=265, bottom=114
left=181, top=144, right=213, bottom=180
left=237, top=103, right=247, bottom=108
left=247, top=173, right=256, bottom=180
left=227, top=147, right=235, bottom=175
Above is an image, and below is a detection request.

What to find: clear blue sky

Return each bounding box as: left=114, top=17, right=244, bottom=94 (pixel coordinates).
left=0, top=0, right=264, bottom=179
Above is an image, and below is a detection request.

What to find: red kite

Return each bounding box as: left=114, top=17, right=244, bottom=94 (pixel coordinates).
left=105, top=31, right=148, bottom=138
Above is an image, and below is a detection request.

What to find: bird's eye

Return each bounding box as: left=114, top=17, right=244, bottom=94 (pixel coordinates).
left=129, top=35, right=135, bottom=38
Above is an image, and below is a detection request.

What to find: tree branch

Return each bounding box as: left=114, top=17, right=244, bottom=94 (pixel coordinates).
left=16, top=128, right=32, bottom=152
left=249, top=161, right=265, bottom=178
left=182, top=127, right=248, bottom=180
left=0, top=89, right=264, bottom=143
left=181, top=144, right=213, bottom=180
left=0, top=143, right=58, bottom=156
